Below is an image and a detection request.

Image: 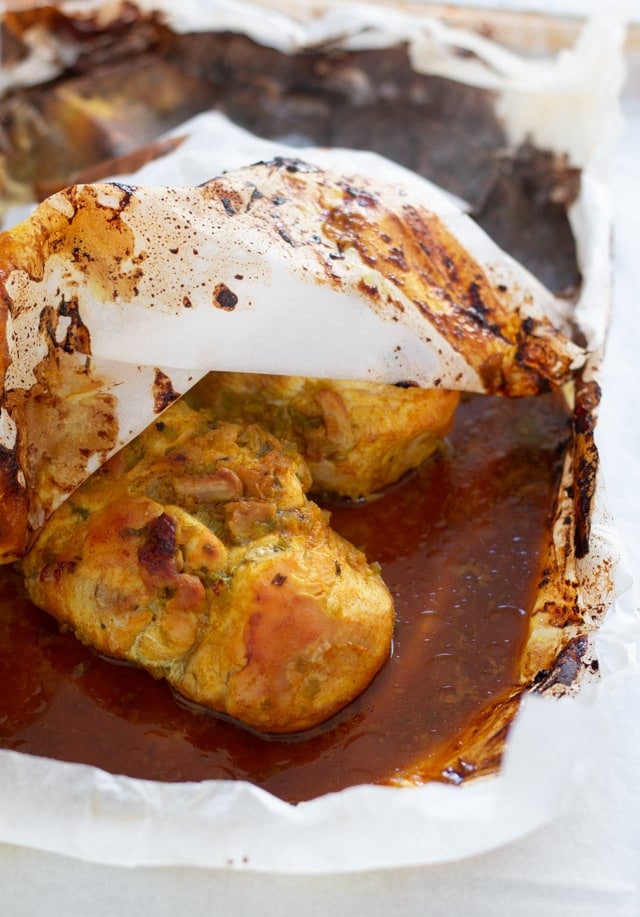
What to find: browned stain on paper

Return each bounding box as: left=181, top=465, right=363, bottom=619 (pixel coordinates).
left=152, top=368, right=180, bottom=414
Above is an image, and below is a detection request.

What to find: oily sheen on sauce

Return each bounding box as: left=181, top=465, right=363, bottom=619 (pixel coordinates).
left=0, top=392, right=569, bottom=802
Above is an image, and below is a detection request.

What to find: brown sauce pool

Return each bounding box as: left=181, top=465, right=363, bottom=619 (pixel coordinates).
left=0, top=392, right=570, bottom=802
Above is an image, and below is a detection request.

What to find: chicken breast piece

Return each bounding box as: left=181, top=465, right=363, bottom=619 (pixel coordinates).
left=188, top=373, right=460, bottom=499
left=22, top=400, right=394, bottom=734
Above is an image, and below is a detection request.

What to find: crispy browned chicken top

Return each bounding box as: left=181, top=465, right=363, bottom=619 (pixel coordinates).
left=188, top=373, right=460, bottom=499
left=22, top=400, right=394, bottom=734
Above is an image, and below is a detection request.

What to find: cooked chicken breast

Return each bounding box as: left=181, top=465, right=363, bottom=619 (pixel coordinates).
left=188, top=373, right=460, bottom=499
left=22, top=400, right=394, bottom=734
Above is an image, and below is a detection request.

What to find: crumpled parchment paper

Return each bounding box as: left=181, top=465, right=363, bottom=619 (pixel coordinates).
left=0, top=0, right=634, bottom=873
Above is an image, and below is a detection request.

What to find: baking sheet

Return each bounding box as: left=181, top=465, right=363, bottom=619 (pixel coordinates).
left=0, top=0, right=635, bottom=874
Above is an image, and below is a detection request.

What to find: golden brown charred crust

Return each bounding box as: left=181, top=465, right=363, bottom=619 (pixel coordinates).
left=198, top=159, right=580, bottom=397
left=572, top=373, right=601, bottom=559
left=188, top=372, right=460, bottom=499
left=0, top=444, right=28, bottom=561
left=22, top=400, right=395, bottom=734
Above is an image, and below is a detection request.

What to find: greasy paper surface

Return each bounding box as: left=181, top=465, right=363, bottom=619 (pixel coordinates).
left=0, top=0, right=633, bottom=874
left=0, top=148, right=586, bottom=556
left=0, top=686, right=616, bottom=871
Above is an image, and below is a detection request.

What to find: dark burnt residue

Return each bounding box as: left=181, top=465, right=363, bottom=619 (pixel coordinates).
left=0, top=444, right=28, bottom=560
left=206, top=187, right=245, bottom=216
left=322, top=202, right=373, bottom=262
left=357, top=278, right=379, bottom=299
left=341, top=183, right=379, bottom=209
left=277, top=226, right=296, bottom=246
left=152, top=368, right=180, bottom=413
left=319, top=185, right=575, bottom=395
left=541, top=598, right=584, bottom=629
left=108, top=182, right=137, bottom=206
left=58, top=296, right=92, bottom=355
left=533, top=634, right=589, bottom=692
left=572, top=373, right=601, bottom=558
left=442, top=255, right=458, bottom=281
left=0, top=444, right=22, bottom=499
left=268, top=157, right=318, bottom=175
left=386, top=246, right=409, bottom=271
left=213, top=283, right=238, bottom=310
left=466, top=280, right=492, bottom=329
left=221, top=196, right=237, bottom=216
left=246, top=186, right=264, bottom=210
left=138, top=512, right=177, bottom=578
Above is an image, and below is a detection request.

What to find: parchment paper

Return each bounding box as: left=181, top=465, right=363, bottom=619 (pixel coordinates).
left=0, top=0, right=635, bottom=874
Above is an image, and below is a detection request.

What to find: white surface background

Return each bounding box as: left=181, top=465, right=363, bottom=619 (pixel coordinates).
left=1, top=1, right=639, bottom=913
